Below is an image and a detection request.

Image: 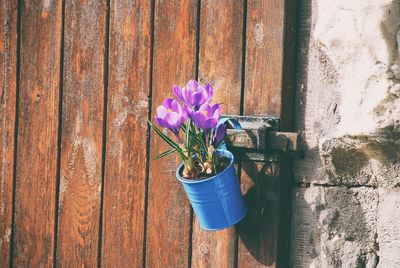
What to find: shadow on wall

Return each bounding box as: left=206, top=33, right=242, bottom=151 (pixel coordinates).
left=290, top=0, right=395, bottom=267
left=237, top=0, right=400, bottom=266
left=237, top=162, right=279, bottom=266
left=375, top=0, right=400, bottom=128
left=293, top=0, right=341, bottom=185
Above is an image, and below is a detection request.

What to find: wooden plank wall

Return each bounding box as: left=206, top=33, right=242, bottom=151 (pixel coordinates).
left=146, top=0, right=197, bottom=267
left=0, top=1, right=18, bottom=267
left=0, top=0, right=296, bottom=267
left=13, top=1, right=62, bottom=266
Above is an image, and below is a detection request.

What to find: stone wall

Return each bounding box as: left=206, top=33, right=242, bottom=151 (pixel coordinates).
left=291, top=0, right=400, bottom=267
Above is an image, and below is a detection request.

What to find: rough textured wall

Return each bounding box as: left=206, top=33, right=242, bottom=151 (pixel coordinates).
left=291, top=0, right=400, bottom=267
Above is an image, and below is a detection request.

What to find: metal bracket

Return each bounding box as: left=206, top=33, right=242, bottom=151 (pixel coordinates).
left=222, top=115, right=299, bottom=162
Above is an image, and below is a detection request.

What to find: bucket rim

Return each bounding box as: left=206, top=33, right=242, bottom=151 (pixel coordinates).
left=175, top=149, right=235, bottom=184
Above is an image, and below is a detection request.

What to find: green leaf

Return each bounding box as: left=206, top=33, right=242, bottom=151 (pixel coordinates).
left=180, top=124, right=187, bottom=132
left=148, top=121, right=187, bottom=160
left=196, top=132, right=208, bottom=153
left=148, top=121, right=179, bottom=148
left=156, top=148, right=176, bottom=159
left=185, top=120, right=190, bottom=149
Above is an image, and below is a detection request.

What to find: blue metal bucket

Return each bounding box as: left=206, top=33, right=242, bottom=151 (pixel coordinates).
left=176, top=150, right=247, bottom=231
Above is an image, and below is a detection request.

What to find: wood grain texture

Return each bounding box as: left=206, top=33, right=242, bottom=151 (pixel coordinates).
left=243, top=0, right=285, bottom=117
left=101, top=0, right=151, bottom=267
left=0, top=1, right=18, bottom=266
left=13, top=1, right=62, bottom=266
left=56, top=1, right=107, bottom=266
left=145, top=0, right=197, bottom=267
left=3, top=1, right=295, bottom=266
left=239, top=0, right=287, bottom=267
left=191, top=1, right=243, bottom=267
left=192, top=213, right=237, bottom=268
left=198, top=0, right=243, bottom=115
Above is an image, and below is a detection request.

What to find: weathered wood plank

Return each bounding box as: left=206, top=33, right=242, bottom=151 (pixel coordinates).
left=101, top=0, right=151, bottom=267
left=191, top=1, right=243, bottom=267
left=243, top=0, right=285, bottom=117
left=239, top=0, right=286, bottom=267
left=192, top=217, right=236, bottom=268
left=0, top=1, right=18, bottom=266
left=145, top=0, right=197, bottom=267
left=13, top=1, right=62, bottom=266
left=238, top=162, right=280, bottom=268
left=198, top=0, right=243, bottom=115
left=56, top=1, right=107, bottom=266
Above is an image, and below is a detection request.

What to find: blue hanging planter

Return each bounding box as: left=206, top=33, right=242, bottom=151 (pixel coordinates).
left=176, top=149, right=247, bottom=231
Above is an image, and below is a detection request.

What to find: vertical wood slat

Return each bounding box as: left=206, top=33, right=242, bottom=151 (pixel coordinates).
left=101, top=0, right=152, bottom=267
left=243, top=0, right=285, bottom=117
left=145, top=0, right=197, bottom=267
left=0, top=1, right=18, bottom=266
left=13, top=1, right=62, bottom=267
left=198, top=0, right=243, bottom=115
left=238, top=162, right=280, bottom=268
left=191, top=0, right=243, bottom=267
left=239, top=0, right=287, bottom=267
left=56, top=1, right=107, bottom=266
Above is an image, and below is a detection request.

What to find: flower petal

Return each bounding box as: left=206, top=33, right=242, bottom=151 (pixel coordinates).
left=205, top=83, right=214, bottom=103
left=182, top=105, right=189, bottom=121
left=190, top=111, right=207, bottom=128
left=182, top=87, right=192, bottom=105
left=162, top=98, right=174, bottom=109
left=203, top=118, right=218, bottom=129
left=164, top=112, right=181, bottom=129
left=156, top=105, right=167, bottom=118
left=154, top=116, right=168, bottom=128
left=211, top=103, right=220, bottom=114
left=199, top=103, right=209, bottom=112
left=191, top=91, right=206, bottom=107
left=211, top=103, right=221, bottom=119
left=213, top=123, right=227, bottom=145
left=173, top=85, right=184, bottom=102
left=170, top=99, right=182, bottom=114
left=186, top=79, right=198, bottom=90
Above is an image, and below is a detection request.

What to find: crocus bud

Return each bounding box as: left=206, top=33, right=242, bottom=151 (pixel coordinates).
left=154, top=98, right=188, bottom=133
left=173, top=80, right=214, bottom=109
left=190, top=103, right=221, bottom=130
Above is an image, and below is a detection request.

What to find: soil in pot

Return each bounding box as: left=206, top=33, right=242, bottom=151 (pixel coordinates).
left=180, top=155, right=231, bottom=181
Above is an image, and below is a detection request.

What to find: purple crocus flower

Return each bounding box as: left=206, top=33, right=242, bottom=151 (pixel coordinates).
left=190, top=103, right=221, bottom=129
left=173, top=80, right=214, bottom=109
left=213, top=123, right=227, bottom=146
left=154, top=98, right=188, bottom=133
